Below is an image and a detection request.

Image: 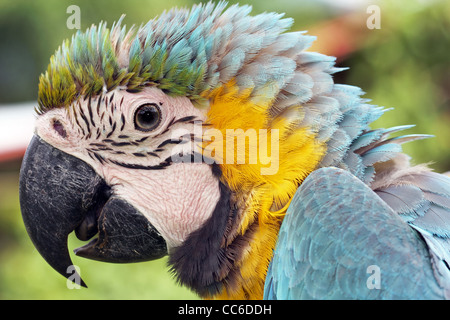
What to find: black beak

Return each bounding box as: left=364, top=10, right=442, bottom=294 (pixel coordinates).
left=19, top=135, right=167, bottom=287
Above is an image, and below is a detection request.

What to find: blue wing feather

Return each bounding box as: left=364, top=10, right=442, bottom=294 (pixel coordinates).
left=374, top=170, right=450, bottom=294
left=264, top=167, right=448, bottom=299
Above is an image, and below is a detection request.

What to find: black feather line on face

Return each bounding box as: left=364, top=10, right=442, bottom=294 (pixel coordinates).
left=80, top=110, right=90, bottom=132
left=110, top=141, right=132, bottom=147
left=120, top=114, right=126, bottom=131
left=87, top=96, right=95, bottom=128
left=172, top=115, right=198, bottom=125
left=96, top=95, right=102, bottom=116
left=157, top=138, right=186, bottom=149
left=109, top=157, right=173, bottom=170
left=147, top=152, right=159, bottom=158
left=90, top=142, right=106, bottom=147
left=106, top=122, right=117, bottom=138
left=132, top=152, right=147, bottom=157
left=73, top=107, right=85, bottom=136
left=135, top=136, right=149, bottom=143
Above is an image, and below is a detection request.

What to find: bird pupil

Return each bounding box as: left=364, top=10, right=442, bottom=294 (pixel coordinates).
left=135, top=103, right=161, bottom=131
left=140, top=107, right=155, bottom=125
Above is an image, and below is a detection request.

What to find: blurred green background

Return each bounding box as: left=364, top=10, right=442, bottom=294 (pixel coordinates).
left=0, top=0, right=449, bottom=299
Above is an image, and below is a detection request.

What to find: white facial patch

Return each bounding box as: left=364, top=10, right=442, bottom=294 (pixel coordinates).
left=35, top=87, right=221, bottom=249
left=108, top=161, right=221, bottom=249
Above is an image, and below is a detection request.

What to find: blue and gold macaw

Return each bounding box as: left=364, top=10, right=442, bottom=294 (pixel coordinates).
left=19, top=2, right=450, bottom=299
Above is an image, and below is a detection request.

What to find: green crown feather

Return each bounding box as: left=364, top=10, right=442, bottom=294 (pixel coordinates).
left=36, top=1, right=306, bottom=114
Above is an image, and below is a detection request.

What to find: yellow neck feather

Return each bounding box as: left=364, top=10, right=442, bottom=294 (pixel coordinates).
left=201, top=81, right=325, bottom=299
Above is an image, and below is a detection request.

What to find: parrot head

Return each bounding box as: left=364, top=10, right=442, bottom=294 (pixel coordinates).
left=20, top=2, right=332, bottom=299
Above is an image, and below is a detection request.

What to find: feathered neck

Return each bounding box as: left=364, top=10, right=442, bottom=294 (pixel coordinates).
left=168, top=80, right=327, bottom=299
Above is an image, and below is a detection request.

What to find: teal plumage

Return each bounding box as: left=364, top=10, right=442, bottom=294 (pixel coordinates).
left=263, top=45, right=450, bottom=298
left=263, top=33, right=450, bottom=298
left=265, top=168, right=449, bottom=299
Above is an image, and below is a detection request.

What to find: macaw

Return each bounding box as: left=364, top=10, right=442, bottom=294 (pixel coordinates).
left=19, top=2, right=450, bottom=299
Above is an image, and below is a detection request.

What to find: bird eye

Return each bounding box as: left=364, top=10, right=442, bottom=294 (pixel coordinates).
left=134, top=103, right=162, bottom=132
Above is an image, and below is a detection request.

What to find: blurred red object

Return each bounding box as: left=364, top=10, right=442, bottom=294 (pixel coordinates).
left=307, top=12, right=371, bottom=60
left=0, top=103, right=35, bottom=164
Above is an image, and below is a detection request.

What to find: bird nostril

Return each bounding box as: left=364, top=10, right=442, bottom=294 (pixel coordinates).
left=53, top=119, right=67, bottom=138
